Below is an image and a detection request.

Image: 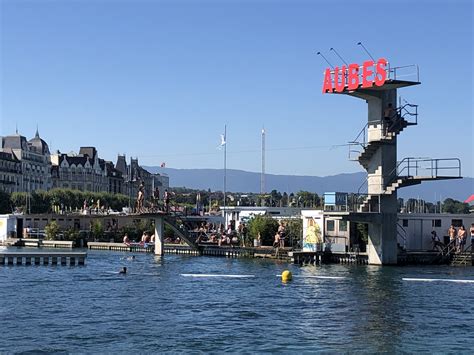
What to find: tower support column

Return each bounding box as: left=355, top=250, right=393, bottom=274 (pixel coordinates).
left=154, top=216, right=164, bottom=256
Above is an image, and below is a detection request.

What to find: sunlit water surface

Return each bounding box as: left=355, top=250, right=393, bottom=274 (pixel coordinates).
left=1, top=249, right=474, bottom=353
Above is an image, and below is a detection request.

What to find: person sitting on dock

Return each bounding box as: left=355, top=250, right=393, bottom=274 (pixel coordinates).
left=123, top=234, right=130, bottom=245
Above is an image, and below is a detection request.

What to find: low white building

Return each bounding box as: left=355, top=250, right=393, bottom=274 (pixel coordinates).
left=220, top=206, right=302, bottom=229
left=301, top=209, right=474, bottom=253
left=0, top=215, right=18, bottom=242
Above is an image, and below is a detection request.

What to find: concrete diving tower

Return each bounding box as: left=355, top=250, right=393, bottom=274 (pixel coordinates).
left=325, top=63, right=462, bottom=265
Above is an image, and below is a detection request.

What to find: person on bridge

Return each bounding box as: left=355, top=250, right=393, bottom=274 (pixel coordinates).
left=457, top=226, right=467, bottom=252
left=470, top=224, right=474, bottom=251
left=383, top=103, right=395, bottom=135
left=448, top=225, right=457, bottom=250
left=431, top=231, right=442, bottom=251
left=164, top=189, right=170, bottom=213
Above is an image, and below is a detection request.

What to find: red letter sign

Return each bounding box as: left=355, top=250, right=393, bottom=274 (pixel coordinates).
left=322, top=68, right=333, bottom=93
left=334, top=66, right=346, bottom=92
left=375, top=58, right=388, bottom=86
left=323, top=58, right=389, bottom=93
left=362, top=60, right=374, bottom=88
left=347, top=64, right=359, bottom=90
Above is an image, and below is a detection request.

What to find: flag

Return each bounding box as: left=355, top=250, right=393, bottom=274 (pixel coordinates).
left=220, top=134, right=226, bottom=146
left=160, top=162, right=166, bottom=168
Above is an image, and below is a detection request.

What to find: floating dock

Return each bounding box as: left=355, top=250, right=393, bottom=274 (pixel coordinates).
left=0, top=251, right=87, bottom=266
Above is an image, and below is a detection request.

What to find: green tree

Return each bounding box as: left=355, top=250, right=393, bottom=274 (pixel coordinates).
left=248, top=215, right=279, bottom=246
left=30, top=190, right=51, bottom=213
left=44, top=221, right=60, bottom=240
left=0, top=191, right=11, bottom=213
left=11, top=192, right=28, bottom=212
left=283, top=219, right=303, bottom=247
left=442, top=198, right=470, bottom=214
left=91, top=220, right=104, bottom=241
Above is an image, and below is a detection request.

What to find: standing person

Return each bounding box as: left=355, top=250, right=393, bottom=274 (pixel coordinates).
left=470, top=224, right=474, bottom=251
left=278, top=222, right=286, bottom=248
left=164, top=189, right=170, bottom=213
left=383, top=103, right=395, bottom=135
left=241, top=223, right=248, bottom=247
left=458, top=226, right=467, bottom=252
left=448, top=225, right=457, bottom=251
left=431, top=231, right=441, bottom=251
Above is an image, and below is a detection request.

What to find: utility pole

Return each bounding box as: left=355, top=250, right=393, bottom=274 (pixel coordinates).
left=261, top=127, right=265, bottom=195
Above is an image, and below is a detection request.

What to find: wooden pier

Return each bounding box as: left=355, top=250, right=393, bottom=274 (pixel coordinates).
left=0, top=252, right=87, bottom=266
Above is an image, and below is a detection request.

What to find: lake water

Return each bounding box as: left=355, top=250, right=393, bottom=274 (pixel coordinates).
left=1, top=249, right=474, bottom=353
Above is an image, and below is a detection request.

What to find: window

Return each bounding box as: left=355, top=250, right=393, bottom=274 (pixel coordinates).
left=339, top=220, right=348, bottom=232
left=327, top=220, right=335, bottom=232
left=432, top=219, right=442, bottom=228
left=402, top=219, right=408, bottom=227
left=451, top=219, right=463, bottom=227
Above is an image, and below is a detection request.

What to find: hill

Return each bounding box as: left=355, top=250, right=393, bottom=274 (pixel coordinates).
left=145, top=167, right=473, bottom=202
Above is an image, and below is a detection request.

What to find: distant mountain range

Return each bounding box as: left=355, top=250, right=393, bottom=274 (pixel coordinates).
left=145, top=167, right=473, bottom=202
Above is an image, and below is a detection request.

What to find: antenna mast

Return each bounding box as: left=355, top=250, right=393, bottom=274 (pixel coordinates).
left=261, top=127, right=265, bottom=194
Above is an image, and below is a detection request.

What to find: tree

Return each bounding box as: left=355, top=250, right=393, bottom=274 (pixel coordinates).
left=442, top=198, right=470, bottom=214
left=44, top=221, right=60, bottom=240
left=91, top=220, right=104, bottom=241
left=248, top=215, right=279, bottom=246
left=11, top=192, right=27, bottom=212
left=30, top=190, right=51, bottom=213
left=0, top=191, right=11, bottom=214
left=283, top=218, right=303, bottom=247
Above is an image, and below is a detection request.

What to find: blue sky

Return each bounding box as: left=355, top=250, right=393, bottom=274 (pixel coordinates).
left=1, top=0, right=472, bottom=177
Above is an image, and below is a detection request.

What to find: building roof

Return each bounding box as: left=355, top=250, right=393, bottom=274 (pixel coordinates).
left=79, top=147, right=97, bottom=161
left=2, top=134, right=28, bottom=151
left=115, top=155, right=128, bottom=175
left=28, top=130, right=50, bottom=155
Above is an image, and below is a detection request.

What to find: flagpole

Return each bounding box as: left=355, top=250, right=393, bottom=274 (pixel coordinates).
left=223, top=124, right=227, bottom=229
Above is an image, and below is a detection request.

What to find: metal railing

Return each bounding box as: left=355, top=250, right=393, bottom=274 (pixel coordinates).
left=327, top=63, right=420, bottom=89
left=348, top=101, right=418, bottom=160
left=346, top=193, right=381, bottom=213
left=387, top=64, right=420, bottom=82
left=396, top=222, right=407, bottom=250
left=394, top=157, right=462, bottom=179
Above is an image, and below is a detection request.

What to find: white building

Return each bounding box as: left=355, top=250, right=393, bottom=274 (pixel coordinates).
left=301, top=209, right=474, bottom=253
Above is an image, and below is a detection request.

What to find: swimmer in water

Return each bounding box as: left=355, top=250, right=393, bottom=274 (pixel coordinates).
left=119, top=267, right=127, bottom=274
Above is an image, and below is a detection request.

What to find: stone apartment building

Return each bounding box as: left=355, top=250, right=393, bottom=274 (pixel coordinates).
left=1, top=131, right=167, bottom=200
left=51, top=147, right=124, bottom=194
left=0, top=151, right=22, bottom=193
left=1, top=130, right=52, bottom=192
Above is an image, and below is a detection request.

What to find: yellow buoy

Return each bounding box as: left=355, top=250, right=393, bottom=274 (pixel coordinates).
left=281, top=270, right=292, bottom=282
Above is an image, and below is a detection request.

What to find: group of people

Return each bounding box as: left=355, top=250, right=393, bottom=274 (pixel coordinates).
left=273, top=222, right=287, bottom=249
left=135, top=184, right=171, bottom=213
left=193, top=221, right=249, bottom=247
left=122, top=232, right=155, bottom=246
left=447, top=224, right=474, bottom=252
